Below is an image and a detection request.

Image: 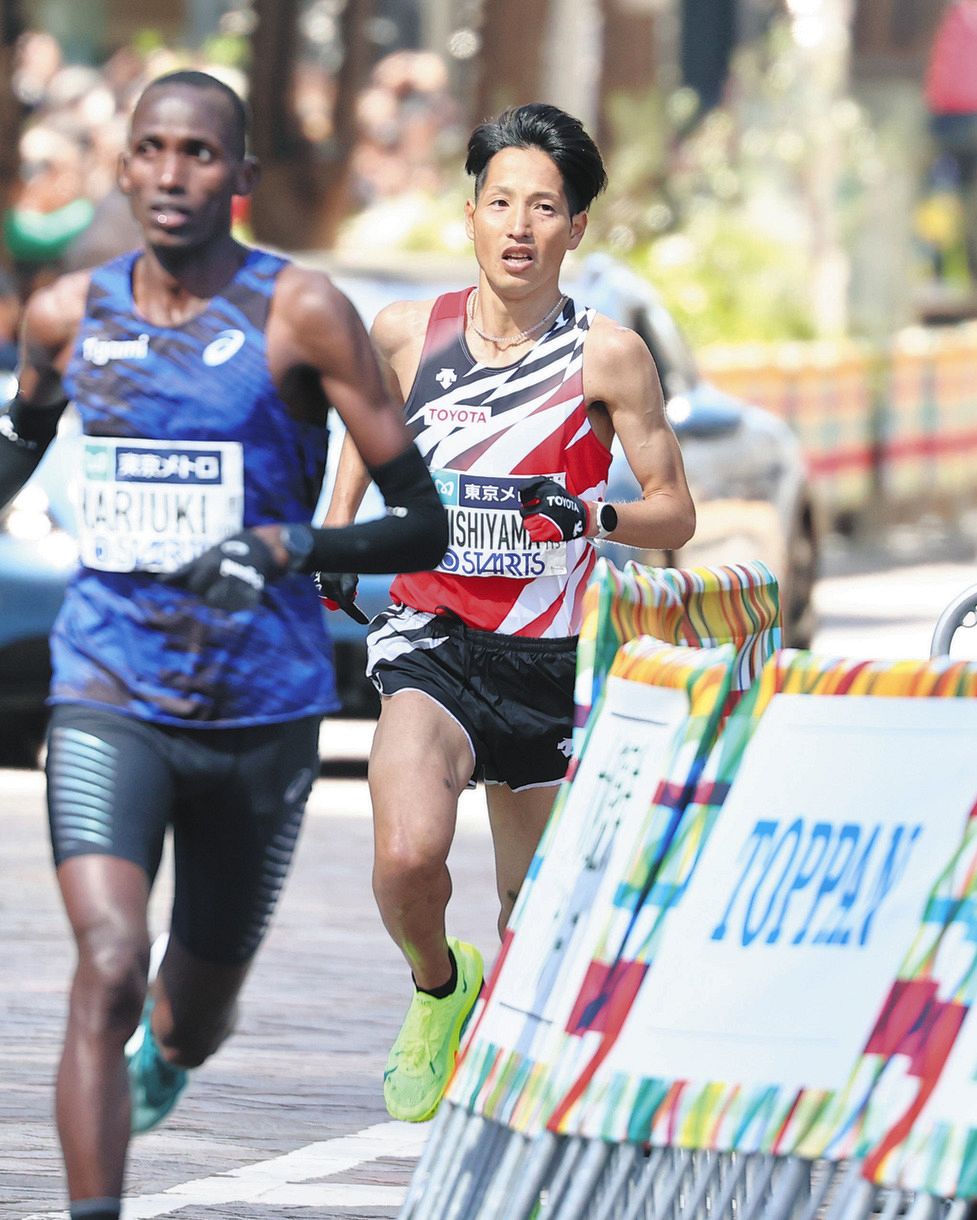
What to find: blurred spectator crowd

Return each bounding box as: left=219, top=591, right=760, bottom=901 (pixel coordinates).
left=0, top=27, right=462, bottom=366
left=6, top=33, right=163, bottom=288
left=349, top=49, right=461, bottom=206
left=0, top=31, right=231, bottom=364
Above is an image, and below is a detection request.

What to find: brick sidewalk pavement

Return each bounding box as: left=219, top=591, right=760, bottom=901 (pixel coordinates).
left=0, top=768, right=498, bottom=1219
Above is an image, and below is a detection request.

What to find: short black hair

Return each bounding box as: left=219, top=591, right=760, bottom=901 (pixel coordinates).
left=465, top=103, right=607, bottom=216
left=134, top=70, right=249, bottom=159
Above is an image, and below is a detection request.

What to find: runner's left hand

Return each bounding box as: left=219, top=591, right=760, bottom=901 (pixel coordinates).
left=518, top=477, right=589, bottom=543
left=163, top=529, right=280, bottom=612
left=314, top=571, right=370, bottom=624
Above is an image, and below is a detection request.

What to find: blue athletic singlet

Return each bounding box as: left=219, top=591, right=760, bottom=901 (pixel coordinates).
left=55, top=247, right=339, bottom=726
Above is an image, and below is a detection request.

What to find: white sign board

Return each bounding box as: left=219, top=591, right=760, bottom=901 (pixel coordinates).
left=593, top=694, right=977, bottom=1099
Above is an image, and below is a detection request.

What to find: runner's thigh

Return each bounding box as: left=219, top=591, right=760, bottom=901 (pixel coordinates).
left=169, top=716, right=320, bottom=965
left=46, top=704, right=173, bottom=878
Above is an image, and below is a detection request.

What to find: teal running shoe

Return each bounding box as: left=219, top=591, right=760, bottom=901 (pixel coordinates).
left=125, top=996, right=188, bottom=1134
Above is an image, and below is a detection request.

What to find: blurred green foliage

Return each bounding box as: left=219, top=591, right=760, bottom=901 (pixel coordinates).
left=337, top=15, right=923, bottom=347
left=590, top=17, right=891, bottom=345
left=588, top=81, right=817, bottom=344
left=131, top=29, right=168, bottom=57
left=201, top=33, right=250, bottom=69
left=629, top=214, right=816, bottom=345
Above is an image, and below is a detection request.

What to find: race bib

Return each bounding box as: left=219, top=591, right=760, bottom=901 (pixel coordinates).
left=432, top=468, right=568, bottom=579
left=73, top=437, right=245, bottom=573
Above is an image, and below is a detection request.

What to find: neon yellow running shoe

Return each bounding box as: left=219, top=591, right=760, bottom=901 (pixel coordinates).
left=383, top=937, right=483, bottom=1123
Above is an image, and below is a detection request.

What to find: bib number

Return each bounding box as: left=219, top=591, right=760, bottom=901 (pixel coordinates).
left=73, top=437, right=245, bottom=573
left=432, top=469, right=568, bottom=579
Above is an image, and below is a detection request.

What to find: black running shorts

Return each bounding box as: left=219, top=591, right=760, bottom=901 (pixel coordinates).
left=46, top=705, right=320, bottom=964
left=366, top=605, right=577, bottom=791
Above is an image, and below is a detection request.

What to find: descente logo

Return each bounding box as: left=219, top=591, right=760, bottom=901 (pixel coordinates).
left=423, top=404, right=489, bottom=426
left=82, top=333, right=150, bottom=366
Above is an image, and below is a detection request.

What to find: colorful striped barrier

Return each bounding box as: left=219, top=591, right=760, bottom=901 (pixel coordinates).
left=559, top=651, right=977, bottom=1196
left=882, top=324, right=977, bottom=516
left=700, top=324, right=977, bottom=531
left=400, top=571, right=977, bottom=1219
left=454, top=636, right=738, bottom=1135
left=699, top=340, right=878, bottom=527
left=573, top=558, right=781, bottom=761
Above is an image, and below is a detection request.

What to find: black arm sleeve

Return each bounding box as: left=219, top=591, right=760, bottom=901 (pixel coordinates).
left=305, top=443, right=448, bottom=575
left=0, top=397, right=67, bottom=508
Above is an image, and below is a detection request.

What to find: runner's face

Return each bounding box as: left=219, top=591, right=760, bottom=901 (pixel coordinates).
left=119, top=86, right=252, bottom=250
left=465, top=146, right=586, bottom=297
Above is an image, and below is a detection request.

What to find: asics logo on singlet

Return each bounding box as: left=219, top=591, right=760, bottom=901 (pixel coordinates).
left=202, top=329, right=246, bottom=366
left=82, top=333, right=150, bottom=366
left=423, top=404, right=489, bottom=426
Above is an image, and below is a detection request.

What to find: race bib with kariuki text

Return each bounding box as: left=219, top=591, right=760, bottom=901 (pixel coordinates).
left=432, top=468, right=568, bottom=579
left=72, top=436, right=245, bottom=573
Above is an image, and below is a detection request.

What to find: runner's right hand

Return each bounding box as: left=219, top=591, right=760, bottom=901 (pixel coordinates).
left=314, top=572, right=369, bottom=623
left=519, top=477, right=589, bottom=542
left=163, top=529, right=279, bottom=612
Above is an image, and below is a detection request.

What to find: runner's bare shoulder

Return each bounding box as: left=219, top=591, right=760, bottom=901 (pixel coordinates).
left=371, top=297, right=437, bottom=364
left=271, top=262, right=359, bottom=332
left=22, top=271, right=91, bottom=360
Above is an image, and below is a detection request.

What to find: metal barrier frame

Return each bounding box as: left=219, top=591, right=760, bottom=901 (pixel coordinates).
left=931, top=582, right=977, bottom=657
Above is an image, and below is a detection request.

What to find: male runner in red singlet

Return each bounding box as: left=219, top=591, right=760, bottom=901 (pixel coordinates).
left=319, top=103, right=695, bottom=1124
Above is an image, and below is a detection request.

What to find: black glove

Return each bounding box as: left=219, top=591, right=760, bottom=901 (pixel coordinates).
left=518, top=477, right=589, bottom=543
left=163, top=529, right=279, bottom=612
left=313, top=571, right=370, bottom=624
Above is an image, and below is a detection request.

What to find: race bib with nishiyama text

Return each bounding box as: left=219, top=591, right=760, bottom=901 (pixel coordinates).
left=73, top=437, right=245, bottom=573
left=432, top=468, right=568, bottom=579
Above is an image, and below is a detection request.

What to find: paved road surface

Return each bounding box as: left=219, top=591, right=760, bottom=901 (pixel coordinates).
left=2, top=774, right=498, bottom=1219
left=812, top=535, right=977, bottom=661
left=4, top=539, right=977, bottom=1218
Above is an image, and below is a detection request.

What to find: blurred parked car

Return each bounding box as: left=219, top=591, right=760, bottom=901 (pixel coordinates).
left=321, top=252, right=822, bottom=715
left=0, top=369, right=79, bottom=762
left=0, top=253, right=821, bottom=749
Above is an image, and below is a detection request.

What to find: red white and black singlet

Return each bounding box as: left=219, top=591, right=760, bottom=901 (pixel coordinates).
left=390, top=288, right=612, bottom=638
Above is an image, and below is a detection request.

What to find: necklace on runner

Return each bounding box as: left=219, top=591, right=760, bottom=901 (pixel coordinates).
left=466, top=289, right=567, bottom=351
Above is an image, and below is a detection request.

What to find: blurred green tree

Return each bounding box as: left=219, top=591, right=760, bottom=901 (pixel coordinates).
left=472, top=0, right=552, bottom=120
left=248, top=0, right=374, bottom=251
left=597, top=0, right=660, bottom=150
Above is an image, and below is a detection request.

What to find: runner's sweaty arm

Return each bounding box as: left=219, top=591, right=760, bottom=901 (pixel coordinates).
left=0, top=275, right=82, bottom=507
left=167, top=268, right=447, bottom=609
left=3, top=270, right=447, bottom=613
left=313, top=295, right=420, bottom=612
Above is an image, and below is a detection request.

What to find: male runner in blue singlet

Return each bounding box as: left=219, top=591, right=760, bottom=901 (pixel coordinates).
left=0, top=71, right=446, bottom=1220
